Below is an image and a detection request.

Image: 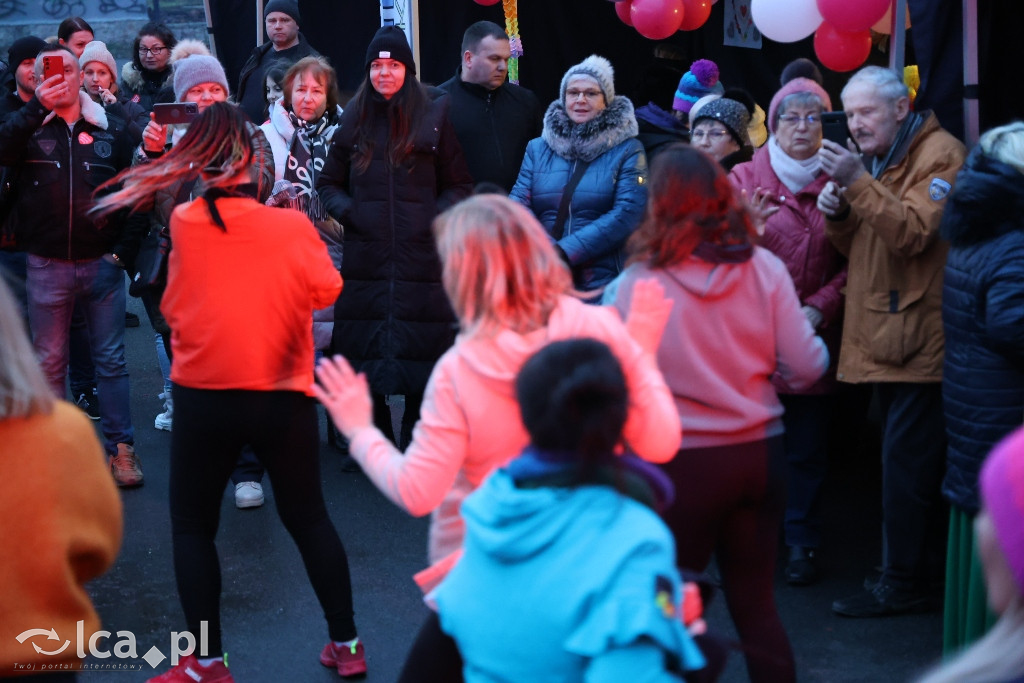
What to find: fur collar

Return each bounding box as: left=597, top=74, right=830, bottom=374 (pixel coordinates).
left=541, top=95, right=638, bottom=162
left=120, top=62, right=172, bottom=91
left=42, top=91, right=108, bottom=129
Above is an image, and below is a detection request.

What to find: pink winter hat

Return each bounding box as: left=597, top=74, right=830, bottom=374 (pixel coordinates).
left=980, top=426, right=1024, bottom=596
left=767, top=77, right=832, bottom=135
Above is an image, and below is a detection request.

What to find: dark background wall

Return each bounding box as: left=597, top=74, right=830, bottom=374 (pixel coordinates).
left=207, top=0, right=1021, bottom=140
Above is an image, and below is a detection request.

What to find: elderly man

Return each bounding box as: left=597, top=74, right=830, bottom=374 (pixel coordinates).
left=438, top=21, right=542, bottom=192
left=0, top=44, right=142, bottom=487
left=235, top=0, right=319, bottom=124
left=817, top=65, right=965, bottom=617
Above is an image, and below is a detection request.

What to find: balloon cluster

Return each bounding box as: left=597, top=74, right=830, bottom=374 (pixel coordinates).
left=611, top=0, right=714, bottom=40
left=751, top=0, right=898, bottom=72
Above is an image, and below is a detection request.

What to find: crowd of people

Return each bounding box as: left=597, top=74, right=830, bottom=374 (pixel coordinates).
left=0, top=6, right=1022, bottom=683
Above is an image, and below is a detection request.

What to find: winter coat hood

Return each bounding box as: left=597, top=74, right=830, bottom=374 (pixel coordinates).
left=542, top=95, right=638, bottom=162
left=659, top=252, right=759, bottom=301
left=941, top=146, right=1024, bottom=246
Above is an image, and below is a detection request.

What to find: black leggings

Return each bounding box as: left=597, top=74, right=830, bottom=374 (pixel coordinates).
left=169, top=385, right=357, bottom=653
left=397, top=611, right=463, bottom=683
left=660, top=436, right=795, bottom=683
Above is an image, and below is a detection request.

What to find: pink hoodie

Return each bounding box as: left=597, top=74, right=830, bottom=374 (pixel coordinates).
left=347, top=295, right=681, bottom=589
left=608, top=248, right=828, bottom=448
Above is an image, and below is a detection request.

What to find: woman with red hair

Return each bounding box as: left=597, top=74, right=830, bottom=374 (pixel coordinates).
left=605, top=143, right=828, bottom=683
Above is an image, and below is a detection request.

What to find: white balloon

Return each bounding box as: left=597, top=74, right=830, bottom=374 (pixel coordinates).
left=752, top=0, right=823, bottom=43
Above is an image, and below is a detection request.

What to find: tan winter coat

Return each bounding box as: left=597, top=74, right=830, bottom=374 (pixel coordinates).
left=825, top=113, right=965, bottom=384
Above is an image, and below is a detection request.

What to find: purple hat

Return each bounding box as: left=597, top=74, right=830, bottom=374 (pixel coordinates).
left=980, top=426, right=1024, bottom=596
left=673, top=59, right=724, bottom=114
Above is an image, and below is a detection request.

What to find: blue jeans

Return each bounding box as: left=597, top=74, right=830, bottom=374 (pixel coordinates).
left=26, top=254, right=134, bottom=455
left=0, top=249, right=28, bottom=328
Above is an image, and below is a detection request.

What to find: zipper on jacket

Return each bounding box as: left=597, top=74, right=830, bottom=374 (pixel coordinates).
left=486, top=91, right=504, bottom=169
left=66, top=124, right=74, bottom=260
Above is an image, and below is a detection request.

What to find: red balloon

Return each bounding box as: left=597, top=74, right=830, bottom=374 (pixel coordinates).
left=679, top=0, right=712, bottom=30
left=615, top=0, right=634, bottom=26
left=631, top=0, right=685, bottom=39
left=814, top=22, right=872, bottom=72
left=816, top=0, right=889, bottom=32
left=473, top=0, right=501, bottom=5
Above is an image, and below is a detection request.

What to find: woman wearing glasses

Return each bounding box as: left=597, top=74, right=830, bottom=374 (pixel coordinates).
left=690, top=94, right=754, bottom=171
left=730, top=77, right=846, bottom=587
left=510, top=55, right=646, bottom=295
left=120, top=22, right=178, bottom=113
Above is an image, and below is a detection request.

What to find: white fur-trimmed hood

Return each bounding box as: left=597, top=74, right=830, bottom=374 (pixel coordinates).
left=42, top=91, right=108, bottom=129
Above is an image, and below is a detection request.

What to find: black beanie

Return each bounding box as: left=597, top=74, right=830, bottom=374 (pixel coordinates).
left=264, top=0, right=300, bottom=24
left=8, top=36, right=47, bottom=68
left=364, top=26, right=415, bottom=75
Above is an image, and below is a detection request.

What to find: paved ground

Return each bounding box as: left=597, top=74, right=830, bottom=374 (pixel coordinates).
left=75, top=296, right=944, bottom=681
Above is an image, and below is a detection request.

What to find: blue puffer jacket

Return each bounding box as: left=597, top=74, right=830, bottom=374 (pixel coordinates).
left=510, top=97, right=647, bottom=293
left=940, top=147, right=1024, bottom=513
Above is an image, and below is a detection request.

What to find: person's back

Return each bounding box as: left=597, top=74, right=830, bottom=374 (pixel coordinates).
left=435, top=339, right=705, bottom=682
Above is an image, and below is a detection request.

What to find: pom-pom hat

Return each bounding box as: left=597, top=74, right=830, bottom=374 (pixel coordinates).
left=673, top=59, right=724, bottom=114
left=768, top=77, right=832, bottom=135
left=170, top=40, right=229, bottom=102
left=560, top=55, right=616, bottom=104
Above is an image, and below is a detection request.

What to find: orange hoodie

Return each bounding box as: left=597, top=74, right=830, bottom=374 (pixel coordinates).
left=162, top=197, right=343, bottom=394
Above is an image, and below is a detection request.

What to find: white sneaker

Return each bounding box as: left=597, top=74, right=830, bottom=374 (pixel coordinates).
left=234, top=482, right=264, bottom=509
left=154, top=392, right=173, bottom=432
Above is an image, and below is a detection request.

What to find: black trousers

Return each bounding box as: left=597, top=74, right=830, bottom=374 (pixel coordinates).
left=169, top=385, right=357, bottom=653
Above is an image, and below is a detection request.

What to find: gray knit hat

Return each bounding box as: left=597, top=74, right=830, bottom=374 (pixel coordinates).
left=173, top=53, right=229, bottom=101
left=560, top=55, right=615, bottom=104
left=79, top=41, right=117, bottom=79
left=692, top=97, right=751, bottom=148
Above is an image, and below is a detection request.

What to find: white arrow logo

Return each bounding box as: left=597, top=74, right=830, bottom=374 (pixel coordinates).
left=15, top=628, right=70, bottom=656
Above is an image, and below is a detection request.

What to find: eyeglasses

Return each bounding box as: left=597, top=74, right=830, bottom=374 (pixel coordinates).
left=777, top=113, right=821, bottom=127
left=691, top=128, right=729, bottom=141
left=565, top=89, right=603, bottom=101
left=138, top=46, right=168, bottom=56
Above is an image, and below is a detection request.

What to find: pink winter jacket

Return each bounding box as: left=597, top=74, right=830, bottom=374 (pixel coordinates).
left=730, top=145, right=847, bottom=394
left=346, top=295, right=681, bottom=591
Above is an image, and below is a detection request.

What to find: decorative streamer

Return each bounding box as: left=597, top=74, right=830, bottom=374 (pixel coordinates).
left=502, top=0, right=522, bottom=84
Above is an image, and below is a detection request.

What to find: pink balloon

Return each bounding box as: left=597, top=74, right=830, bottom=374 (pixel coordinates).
left=679, top=0, right=712, bottom=30
left=816, top=0, right=889, bottom=33
left=615, top=0, right=634, bottom=26
left=631, top=0, right=685, bottom=39
left=473, top=0, right=501, bottom=5
left=814, top=22, right=872, bottom=72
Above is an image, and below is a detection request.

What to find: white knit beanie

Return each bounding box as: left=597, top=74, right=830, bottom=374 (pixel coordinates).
left=79, top=40, right=117, bottom=80
left=560, top=55, right=615, bottom=104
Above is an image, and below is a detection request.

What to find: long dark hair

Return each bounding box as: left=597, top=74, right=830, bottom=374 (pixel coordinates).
left=347, top=69, right=429, bottom=174
left=628, top=143, right=756, bottom=267
left=131, top=22, right=177, bottom=74
left=57, top=16, right=93, bottom=42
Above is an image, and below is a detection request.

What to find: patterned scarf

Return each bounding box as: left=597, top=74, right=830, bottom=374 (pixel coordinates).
left=283, top=108, right=340, bottom=221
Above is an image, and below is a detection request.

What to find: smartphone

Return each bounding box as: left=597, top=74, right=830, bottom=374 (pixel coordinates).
left=152, top=102, right=200, bottom=125
left=821, top=111, right=858, bottom=150
left=42, top=55, right=64, bottom=84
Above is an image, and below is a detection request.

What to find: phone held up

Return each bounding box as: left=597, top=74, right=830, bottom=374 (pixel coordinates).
left=821, top=111, right=859, bottom=152
left=152, top=102, right=200, bottom=125
left=42, top=55, right=65, bottom=84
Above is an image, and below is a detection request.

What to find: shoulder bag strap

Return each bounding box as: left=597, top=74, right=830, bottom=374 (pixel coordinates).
left=551, top=159, right=591, bottom=241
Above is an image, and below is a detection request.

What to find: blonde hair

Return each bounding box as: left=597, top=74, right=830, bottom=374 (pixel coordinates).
left=0, top=279, right=54, bottom=419
left=433, top=195, right=576, bottom=337
left=980, top=121, right=1024, bottom=175
left=917, top=599, right=1024, bottom=683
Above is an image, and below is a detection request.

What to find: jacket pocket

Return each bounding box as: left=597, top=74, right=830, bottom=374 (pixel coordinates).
left=83, top=161, right=118, bottom=188
left=863, top=287, right=929, bottom=366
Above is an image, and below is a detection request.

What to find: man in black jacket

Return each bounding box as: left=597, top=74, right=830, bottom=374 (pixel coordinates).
left=437, top=21, right=543, bottom=192
left=0, top=44, right=143, bottom=487
left=234, top=0, right=319, bottom=124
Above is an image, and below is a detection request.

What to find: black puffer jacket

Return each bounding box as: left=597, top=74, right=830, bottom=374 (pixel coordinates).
left=0, top=93, right=134, bottom=259
left=940, top=146, right=1024, bottom=513
left=316, top=89, right=473, bottom=396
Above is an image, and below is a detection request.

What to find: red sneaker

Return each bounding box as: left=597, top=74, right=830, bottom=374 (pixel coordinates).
left=320, top=639, right=367, bottom=678
left=147, top=654, right=233, bottom=682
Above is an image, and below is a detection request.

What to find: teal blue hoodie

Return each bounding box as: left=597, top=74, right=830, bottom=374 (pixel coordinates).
left=434, top=466, right=705, bottom=682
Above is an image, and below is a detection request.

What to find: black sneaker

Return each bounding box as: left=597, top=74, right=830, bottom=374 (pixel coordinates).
left=785, top=546, right=818, bottom=586
left=75, top=391, right=101, bottom=420
left=832, top=581, right=936, bottom=617
left=125, top=311, right=140, bottom=327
